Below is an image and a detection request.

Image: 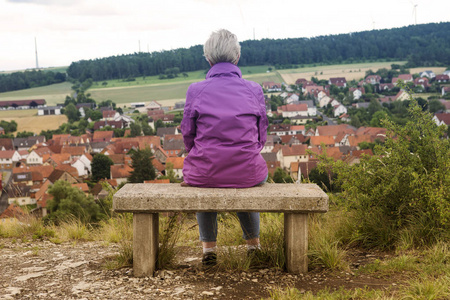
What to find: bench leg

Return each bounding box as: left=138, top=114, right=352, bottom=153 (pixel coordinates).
left=284, top=213, right=308, bottom=274
left=133, top=213, right=159, bottom=277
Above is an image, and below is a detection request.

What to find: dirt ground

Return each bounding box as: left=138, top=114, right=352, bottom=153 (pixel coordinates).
left=0, top=239, right=405, bottom=299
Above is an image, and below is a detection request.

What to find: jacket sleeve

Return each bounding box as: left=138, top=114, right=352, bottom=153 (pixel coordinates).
left=256, top=87, right=268, bottom=149
left=181, top=85, right=197, bottom=153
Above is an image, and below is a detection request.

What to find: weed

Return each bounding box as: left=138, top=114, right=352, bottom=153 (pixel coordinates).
left=400, top=275, right=450, bottom=300
left=158, top=213, right=185, bottom=269
left=56, top=218, right=91, bottom=241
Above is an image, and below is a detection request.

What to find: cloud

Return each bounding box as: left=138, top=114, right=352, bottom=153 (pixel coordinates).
left=7, top=0, right=78, bottom=5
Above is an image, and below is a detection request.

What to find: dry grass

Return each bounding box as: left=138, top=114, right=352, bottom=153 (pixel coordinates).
left=278, top=61, right=406, bottom=84
left=0, top=110, right=67, bottom=134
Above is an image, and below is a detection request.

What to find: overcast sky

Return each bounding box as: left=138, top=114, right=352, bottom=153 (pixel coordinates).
left=1, top=0, right=449, bottom=72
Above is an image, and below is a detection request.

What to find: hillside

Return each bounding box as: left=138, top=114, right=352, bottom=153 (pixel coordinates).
left=67, top=22, right=450, bottom=81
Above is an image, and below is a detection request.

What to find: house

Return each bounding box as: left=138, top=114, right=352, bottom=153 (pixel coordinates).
left=329, top=77, right=347, bottom=88
left=145, top=101, right=163, bottom=111
left=94, top=120, right=124, bottom=130
left=419, top=70, right=435, bottom=79
left=27, top=147, right=53, bottom=165
left=439, top=100, right=450, bottom=113
left=61, top=146, right=85, bottom=158
left=286, top=94, right=300, bottom=104
left=0, top=150, right=21, bottom=169
left=163, top=138, right=185, bottom=157
left=262, top=135, right=281, bottom=153
left=295, top=78, right=308, bottom=86
left=13, top=136, right=46, bottom=151
left=0, top=138, right=14, bottom=151
left=7, top=184, right=33, bottom=206
left=91, top=179, right=117, bottom=200
left=433, top=113, right=450, bottom=127
left=333, top=103, right=347, bottom=117
left=93, top=131, right=114, bottom=143
left=414, top=77, right=430, bottom=89
left=318, top=95, right=332, bottom=108
left=90, top=141, right=110, bottom=153
left=152, top=114, right=175, bottom=124
left=45, top=153, right=71, bottom=167
left=392, top=74, right=413, bottom=85
left=442, top=87, right=450, bottom=96
left=316, top=124, right=356, bottom=138
left=349, top=87, right=365, bottom=100
left=304, top=85, right=326, bottom=98
left=37, top=106, right=61, bottom=116
left=13, top=165, right=55, bottom=181
left=291, top=161, right=318, bottom=182
left=72, top=183, right=90, bottom=196
left=280, top=144, right=308, bottom=170
left=47, top=169, right=78, bottom=184
left=309, top=136, right=335, bottom=148
left=110, top=164, right=133, bottom=184
left=165, top=157, right=184, bottom=178
left=102, top=110, right=119, bottom=120
left=435, top=74, right=450, bottom=83
left=12, top=172, right=33, bottom=185
left=71, top=153, right=92, bottom=177
left=289, top=125, right=306, bottom=135
left=365, top=75, right=381, bottom=85
left=292, top=100, right=317, bottom=116
left=279, top=104, right=308, bottom=118
left=268, top=124, right=290, bottom=136
left=0, top=99, right=46, bottom=110
left=0, top=203, right=26, bottom=220
left=394, top=90, right=410, bottom=101
left=157, top=127, right=180, bottom=138
left=379, top=83, right=394, bottom=91
left=262, top=81, right=282, bottom=92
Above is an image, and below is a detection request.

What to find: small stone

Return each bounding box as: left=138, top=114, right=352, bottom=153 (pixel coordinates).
left=251, top=279, right=258, bottom=283
left=202, top=291, right=214, bottom=296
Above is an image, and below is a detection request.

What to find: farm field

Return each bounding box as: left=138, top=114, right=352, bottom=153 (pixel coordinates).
left=278, top=61, right=409, bottom=84
left=0, top=110, right=67, bottom=134
left=0, top=82, right=72, bottom=106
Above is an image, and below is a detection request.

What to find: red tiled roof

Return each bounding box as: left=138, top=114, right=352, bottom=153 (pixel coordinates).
left=0, top=150, right=16, bottom=159
left=166, top=157, right=184, bottom=169
left=55, top=164, right=79, bottom=179
left=103, top=110, right=117, bottom=118
left=13, top=165, right=54, bottom=178
left=316, top=124, right=355, bottom=137
left=93, top=131, right=114, bottom=142
left=110, top=164, right=132, bottom=179
left=281, top=144, right=307, bottom=156
left=434, top=113, right=450, bottom=125
left=72, top=183, right=89, bottom=193
left=0, top=99, right=46, bottom=108
left=280, top=104, right=308, bottom=112
left=309, top=136, right=335, bottom=147
left=0, top=203, right=26, bottom=219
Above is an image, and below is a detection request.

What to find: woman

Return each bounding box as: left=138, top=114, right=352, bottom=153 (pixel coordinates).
left=181, top=29, right=268, bottom=266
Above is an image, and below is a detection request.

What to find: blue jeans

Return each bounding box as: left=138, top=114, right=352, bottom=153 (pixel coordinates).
left=197, top=175, right=268, bottom=242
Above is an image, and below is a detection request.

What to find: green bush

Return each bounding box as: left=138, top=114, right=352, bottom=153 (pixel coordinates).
left=327, top=99, right=450, bottom=249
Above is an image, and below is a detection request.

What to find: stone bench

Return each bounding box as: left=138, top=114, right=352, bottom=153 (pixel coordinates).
left=112, top=183, right=329, bottom=277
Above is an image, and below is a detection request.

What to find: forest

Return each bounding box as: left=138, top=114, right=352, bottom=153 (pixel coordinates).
left=0, top=69, right=66, bottom=93
left=66, top=22, right=450, bottom=82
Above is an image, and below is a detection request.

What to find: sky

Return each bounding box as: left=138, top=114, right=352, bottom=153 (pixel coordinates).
left=1, top=0, right=449, bottom=72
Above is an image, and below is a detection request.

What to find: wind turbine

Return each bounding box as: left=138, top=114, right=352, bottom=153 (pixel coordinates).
left=410, top=1, right=418, bottom=25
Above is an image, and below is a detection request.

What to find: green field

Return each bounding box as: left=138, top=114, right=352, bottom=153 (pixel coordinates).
left=0, top=82, right=72, bottom=106
left=2, top=61, right=438, bottom=108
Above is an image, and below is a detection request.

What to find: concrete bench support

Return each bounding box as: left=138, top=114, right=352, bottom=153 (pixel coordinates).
left=133, top=213, right=159, bottom=277
left=113, top=183, right=328, bottom=277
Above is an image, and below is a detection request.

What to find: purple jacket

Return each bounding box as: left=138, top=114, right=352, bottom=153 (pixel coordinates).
left=181, top=62, right=268, bottom=188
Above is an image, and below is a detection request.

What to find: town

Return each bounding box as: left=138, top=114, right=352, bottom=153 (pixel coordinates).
left=1, top=66, right=450, bottom=220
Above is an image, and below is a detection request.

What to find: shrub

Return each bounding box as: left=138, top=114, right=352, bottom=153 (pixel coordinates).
left=325, top=99, right=450, bottom=249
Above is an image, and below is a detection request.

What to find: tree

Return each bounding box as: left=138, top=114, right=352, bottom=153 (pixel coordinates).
left=428, top=99, right=445, bottom=114
left=370, top=110, right=390, bottom=127
left=46, top=180, right=106, bottom=224
left=272, top=168, right=294, bottom=183
left=91, top=154, right=114, bottom=181
left=64, top=103, right=80, bottom=123
left=130, top=123, right=142, bottom=137
left=328, top=100, right=450, bottom=249
left=128, top=148, right=156, bottom=183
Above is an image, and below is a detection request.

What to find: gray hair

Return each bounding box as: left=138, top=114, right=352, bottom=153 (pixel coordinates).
left=204, top=29, right=241, bottom=66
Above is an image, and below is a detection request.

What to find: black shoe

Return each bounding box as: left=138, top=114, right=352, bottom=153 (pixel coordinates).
left=202, top=252, right=217, bottom=267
